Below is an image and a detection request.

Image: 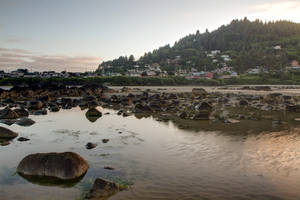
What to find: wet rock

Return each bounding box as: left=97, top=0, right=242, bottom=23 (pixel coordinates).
left=28, top=100, right=43, bottom=110
left=0, top=119, right=16, bottom=126
left=178, top=111, right=188, bottom=119
left=133, top=103, right=152, bottom=113
left=14, top=108, right=29, bottom=117
left=102, top=139, right=109, bottom=143
left=86, top=142, right=97, bottom=149
left=192, top=111, right=211, bottom=120
left=88, top=101, right=99, bottom=109
left=17, top=137, right=30, bottom=142
left=195, top=102, right=213, bottom=111
left=86, top=178, right=129, bottom=199
left=49, top=104, right=60, bottom=112
left=104, top=166, right=115, bottom=170
left=86, top=108, right=102, bottom=117
left=16, top=117, right=35, bottom=127
left=17, top=152, right=89, bottom=180
left=0, top=107, right=19, bottom=119
left=0, top=126, right=18, bottom=139
left=32, top=109, right=47, bottom=115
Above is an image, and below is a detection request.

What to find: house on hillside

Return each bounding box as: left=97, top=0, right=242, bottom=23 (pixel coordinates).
left=286, top=60, right=300, bottom=72
left=273, top=45, right=281, bottom=50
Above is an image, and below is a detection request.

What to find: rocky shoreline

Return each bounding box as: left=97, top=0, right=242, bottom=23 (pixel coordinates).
left=1, top=83, right=300, bottom=199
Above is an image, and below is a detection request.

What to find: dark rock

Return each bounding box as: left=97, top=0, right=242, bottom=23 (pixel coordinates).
left=14, top=108, right=29, bottom=117
left=0, top=141, right=10, bottom=146
left=195, top=102, right=213, bottom=111
left=28, top=100, right=43, bottom=110
left=0, top=119, right=16, bottom=126
left=32, top=109, right=47, bottom=115
left=50, top=104, right=60, bottom=112
left=133, top=103, right=152, bottom=113
left=86, top=108, right=102, bottom=117
left=192, top=111, right=211, bottom=120
left=17, top=152, right=89, bottom=180
left=286, top=105, right=300, bottom=113
left=178, top=111, right=188, bottom=119
left=16, top=117, right=35, bottom=127
left=0, top=126, right=18, bottom=139
left=102, top=139, right=109, bottom=143
left=17, top=137, right=30, bottom=142
left=86, top=178, right=129, bottom=199
left=104, top=166, right=115, bottom=170
left=0, top=107, right=19, bottom=119
left=86, top=142, right=97, bottom=149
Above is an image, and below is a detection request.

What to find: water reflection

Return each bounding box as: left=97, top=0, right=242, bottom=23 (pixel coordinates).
left=18, top=173, right=86, bottom=188
left=0, top=107, right=300, bottom=200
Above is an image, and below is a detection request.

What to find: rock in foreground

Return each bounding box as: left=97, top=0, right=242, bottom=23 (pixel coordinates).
left=0, top=126, right=18, bottom=139
left=86, top=178, right=129, bottom=199
left=17, top=152, right=89, bottom=180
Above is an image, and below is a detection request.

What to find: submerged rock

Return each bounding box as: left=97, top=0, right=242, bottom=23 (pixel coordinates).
left=17, top=152, right=89, bottom=180
left=0, top=126, right=18, bottom=139
left=86, top=178, right=129, bottom=199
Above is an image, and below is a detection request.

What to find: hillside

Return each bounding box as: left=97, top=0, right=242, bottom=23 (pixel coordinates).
left=97, top=18, right=300, bottom=75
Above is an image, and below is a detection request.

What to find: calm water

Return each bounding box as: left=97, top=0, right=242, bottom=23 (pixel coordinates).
left=1, top=107, right=300, bottom=200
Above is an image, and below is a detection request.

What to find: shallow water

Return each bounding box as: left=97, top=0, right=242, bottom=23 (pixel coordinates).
left=1, top=107, right=300, bottom=200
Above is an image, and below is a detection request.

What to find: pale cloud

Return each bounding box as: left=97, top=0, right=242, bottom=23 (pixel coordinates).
left=0, top=48, right=102, bottom=72
left=249, top=0, right=300, bottom=22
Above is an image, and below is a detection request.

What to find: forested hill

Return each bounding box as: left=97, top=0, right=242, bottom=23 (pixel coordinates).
left=97, top=18, right=300, bottom=74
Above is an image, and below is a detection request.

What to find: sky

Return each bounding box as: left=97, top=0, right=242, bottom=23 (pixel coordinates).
left=0, top=0, right=300, bottom=72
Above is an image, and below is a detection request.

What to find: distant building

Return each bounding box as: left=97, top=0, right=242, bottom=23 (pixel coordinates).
left=273, top=45, right=281, bottom=50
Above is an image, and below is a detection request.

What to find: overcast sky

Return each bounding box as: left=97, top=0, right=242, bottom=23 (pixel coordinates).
left=0, top=0, right=300, bottom=72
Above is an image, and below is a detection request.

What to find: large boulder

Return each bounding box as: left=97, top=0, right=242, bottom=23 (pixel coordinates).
left=17, top=152, right=89, bottom=180
left=0, top=126, right=18, bottom=139
left=86, top=178, right=129, bottom=199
